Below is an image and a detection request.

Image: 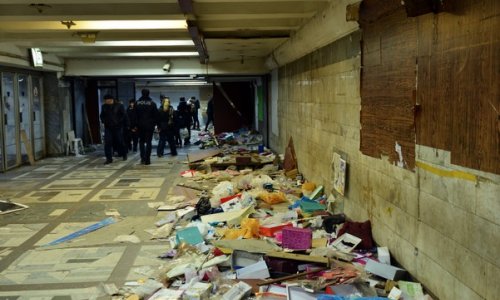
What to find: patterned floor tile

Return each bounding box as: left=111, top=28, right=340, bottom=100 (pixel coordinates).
left=17, top=190, right=91, bottom=203
left=90, top=188, right=160, bottom=202
left=0, top=224, right=47, bottom=247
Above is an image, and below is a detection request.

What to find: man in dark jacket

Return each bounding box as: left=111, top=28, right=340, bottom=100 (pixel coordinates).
left=134, top=89, right=158, bottom=165
left=177, top=97, right=192, bottom=145
left=189, top=96, right=200, bottom=130
left=157, top=96, right=177, bottom=157
left=100, top=94, right=127, bottom=164
left=126, top=99, right=138, bottom=152
left=204, top=97, right=214, bottom=131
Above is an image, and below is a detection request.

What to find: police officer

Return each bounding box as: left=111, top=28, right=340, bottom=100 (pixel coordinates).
left=100, top=94, right=127, bottom=164
left=133, top=89, right=158, bottom=165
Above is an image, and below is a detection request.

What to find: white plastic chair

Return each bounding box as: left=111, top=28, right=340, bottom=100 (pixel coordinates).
left=66, top=130, right=84, bottom=156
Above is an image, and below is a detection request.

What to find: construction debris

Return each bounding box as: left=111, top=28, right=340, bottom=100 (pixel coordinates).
left=109, top=133, right=433, bottom=300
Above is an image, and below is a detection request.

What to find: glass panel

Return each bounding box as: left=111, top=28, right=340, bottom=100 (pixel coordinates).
left=32, top=76, right=44, bottom=159
left=0, top=75, right=3, bottom=172
left=18, top=74, right=31, bottom=164
left=2, top=73, right=18, bottom=169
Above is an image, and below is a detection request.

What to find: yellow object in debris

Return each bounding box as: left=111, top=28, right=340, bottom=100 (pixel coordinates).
left=223, top=228, right=248, bottom=240
left=241, top=218, right=260, bottom=238
left=259, top=191, right=286, bottom=204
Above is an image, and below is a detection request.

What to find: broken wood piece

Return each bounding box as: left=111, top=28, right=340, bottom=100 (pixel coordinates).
left=188, top=148, right=222, bottom=163
left=257, top=266, right=328, bottom=286
left=266, top=251, right=330, bottom=265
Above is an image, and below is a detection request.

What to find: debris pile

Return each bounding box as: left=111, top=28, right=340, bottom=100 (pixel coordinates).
left=112, top=138, right=433, bottom=300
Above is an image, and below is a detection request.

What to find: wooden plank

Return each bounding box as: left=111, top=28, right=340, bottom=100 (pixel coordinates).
left=20, top=129, right=35, bottom=166
left=187, top=148, right=222, bottom=163
left=266, top=251, right=330, bottom=265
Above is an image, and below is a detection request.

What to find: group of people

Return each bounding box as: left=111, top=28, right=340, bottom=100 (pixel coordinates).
left=100, top=89, right=213, bottom=165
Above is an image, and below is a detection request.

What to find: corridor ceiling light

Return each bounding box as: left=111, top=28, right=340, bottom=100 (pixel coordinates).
left=123, top=52, right=198, bottom=57
left=89, top=52, right=198, bottom=57
left=93, top=40, right=194, bottom=46
left=75, top=20, right=187, bottom=30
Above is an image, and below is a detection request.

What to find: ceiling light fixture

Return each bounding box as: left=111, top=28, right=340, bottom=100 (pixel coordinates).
left=73, top=52, right=198, bottom=57
left=74, top=20, right=187, bottom=30
left=91, top=40, right=194, bottom=47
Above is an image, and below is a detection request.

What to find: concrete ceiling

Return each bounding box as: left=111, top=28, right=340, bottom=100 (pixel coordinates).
left=0, top=0, right=331, bottom=64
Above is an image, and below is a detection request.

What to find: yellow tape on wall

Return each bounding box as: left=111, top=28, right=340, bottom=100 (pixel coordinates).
left=416, top=161, right=477, bottom=182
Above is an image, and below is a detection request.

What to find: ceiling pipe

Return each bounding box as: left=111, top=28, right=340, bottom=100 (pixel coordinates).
left=178, top=0, right=209, bottom=64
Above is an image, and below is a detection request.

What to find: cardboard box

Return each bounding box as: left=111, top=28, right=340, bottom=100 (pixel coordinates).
left=232, top=250, right=264, bottom=269
left=259, top=223, right=293, bottom=237
left=176, top=227, right=204, bottom=245
left=282, top=227, right=312, bottom=250
left=377, top=247, right=391, bottom=265
left=365, top=259, right=406, bottom=280
left=235, top=260, right=270, bottom=279
left=183, top=282, right=212, bottom=300
left=222, top=281, right=252, bottom=300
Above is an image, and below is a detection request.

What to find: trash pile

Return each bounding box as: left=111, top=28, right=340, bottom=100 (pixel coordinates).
left=113, top=141, right=433, bottom=300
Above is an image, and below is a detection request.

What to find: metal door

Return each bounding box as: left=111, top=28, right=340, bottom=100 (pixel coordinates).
left=18, top=74, right=31, bottom=164
left=32, top=76, right=44, bottom=159
left=2, top=72, right=18, bottom=169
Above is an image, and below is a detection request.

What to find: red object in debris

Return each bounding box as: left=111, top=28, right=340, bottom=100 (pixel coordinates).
left=212, top=247, right=225, bottom=256
left=259, top=223, right=293, bottom=237
left=220, top=193, right=241, bottom=204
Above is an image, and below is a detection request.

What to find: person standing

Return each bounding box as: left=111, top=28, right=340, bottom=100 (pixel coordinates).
left=134, top=89, right=158, bottom=165
left=157, top=96, right=177, bottom=157
left=177, top=97, right=192, bottom=145
left=204, top=97, right=214, bottom=131
left=190, top=96, right=200, bottom=130
left=100, top=94, right=127, bottom=164
left=126, top=99, right=138, bottom=152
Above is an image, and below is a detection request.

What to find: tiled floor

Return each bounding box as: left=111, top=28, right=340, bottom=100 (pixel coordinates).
left=0, top=144, right=193, bottom=299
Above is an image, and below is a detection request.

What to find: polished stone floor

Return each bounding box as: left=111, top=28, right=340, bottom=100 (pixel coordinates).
left=0, top=144, right=193, bottom=299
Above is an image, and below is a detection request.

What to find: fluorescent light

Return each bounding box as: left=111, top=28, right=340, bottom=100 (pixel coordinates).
left=123, top=52, right=198, bottom=57
left=70, top=52, right=199, bottom=57
left=95, top=40, right=194, bottom=46
left=75, top=20, right=187, bottom=30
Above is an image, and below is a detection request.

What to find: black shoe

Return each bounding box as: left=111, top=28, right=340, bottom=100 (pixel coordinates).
left=104, top=160, right=112, bottom=165
left=157, top=155, right=163, bottom=158
left=123, top=155, right=127, bottom=161
left=145, top=161, right=151, bottom=165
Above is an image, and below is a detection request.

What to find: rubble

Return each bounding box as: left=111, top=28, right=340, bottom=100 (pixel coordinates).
left=110, top=133, right=433, bottom=300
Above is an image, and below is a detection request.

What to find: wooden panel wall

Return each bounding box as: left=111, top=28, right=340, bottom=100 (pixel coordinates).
left=416, top=0, right=500, bottom=174
left=360, top=0, right=499, bottom=174
left=360, top=5, right=417, bottom=170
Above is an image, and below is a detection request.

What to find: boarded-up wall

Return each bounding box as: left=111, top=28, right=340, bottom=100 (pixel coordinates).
left=360, top=0, right=499, bottom=174
left=416, top=0, right=500, bottom=174
left=360, top=3, right=417, bottom=170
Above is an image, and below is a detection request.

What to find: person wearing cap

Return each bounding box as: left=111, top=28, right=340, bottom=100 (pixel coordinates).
left=189, top=96, right=200, bottom=130
left=134, top=89, right=158, bottom=165
left=99, top=94, right=127, bottom=164
left=126, top=99, right=138, bottom=152
left=157, top=96, right=177, bottom=157
left=177, top=97, right=192, bottom=145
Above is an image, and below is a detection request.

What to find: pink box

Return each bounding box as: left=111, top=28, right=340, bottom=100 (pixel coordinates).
left=281, top=227, right=312, bottom=250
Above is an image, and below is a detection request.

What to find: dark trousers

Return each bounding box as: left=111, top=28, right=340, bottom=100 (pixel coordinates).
left=104, top=127, right=125, bottom=162
left=126, top=130, right=138, bottom=152
left=157, top=130, right=177, bottom=156
left=192, top=110, right=200, bottom=129
left=138, top=128, right=154, bottom=163
left=205, top=115, right=213, bottom=131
